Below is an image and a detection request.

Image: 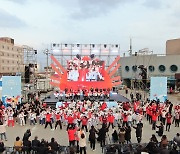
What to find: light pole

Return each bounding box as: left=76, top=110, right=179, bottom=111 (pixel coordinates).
left=43, top=49, right=50, bottom=92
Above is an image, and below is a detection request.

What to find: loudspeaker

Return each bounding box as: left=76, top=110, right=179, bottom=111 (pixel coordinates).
left=34, top=50, right=37, bottom=54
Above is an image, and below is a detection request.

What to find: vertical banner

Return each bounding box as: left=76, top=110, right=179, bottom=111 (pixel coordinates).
left=150, top=77, right=167, bottom=102
left=2, top=76, right=21, bottom=106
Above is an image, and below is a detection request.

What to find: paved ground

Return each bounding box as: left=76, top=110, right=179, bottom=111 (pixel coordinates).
left=3, top=89, right=180, bottom=154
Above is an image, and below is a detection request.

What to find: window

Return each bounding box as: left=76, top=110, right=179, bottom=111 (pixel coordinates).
left=132, top=65, right=137, bottom=72
left=149, top=65, right=155, bottom=72
left=2, top=45, right=4, bottom=49
left=159, top=65, right=166, bottom=72
left=125, top=66, right=130, bottom=72
left=170, top=65, right=178, bottom=72
left=7, top=46, right=9, bottom=50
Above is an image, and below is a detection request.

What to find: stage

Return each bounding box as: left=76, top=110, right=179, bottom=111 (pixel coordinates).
left=43, top=91, right=130, bottom=107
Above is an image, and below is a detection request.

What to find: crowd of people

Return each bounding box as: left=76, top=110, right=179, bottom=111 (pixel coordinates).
left=53, top=88, right=111, bottom=101
left=0, top=90, right=179, bottom=153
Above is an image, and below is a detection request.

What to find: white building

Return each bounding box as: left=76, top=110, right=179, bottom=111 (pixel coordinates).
left=120, top=54, right=180, bottom=89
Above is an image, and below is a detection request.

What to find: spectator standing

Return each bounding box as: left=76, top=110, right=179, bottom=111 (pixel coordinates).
left=89, top=125, right=97, bottom=151
left=125, top=126, right=131, bottom=144
left=79, top=133, right=87, bottom=154
left=98, top=123, right=108, bottom=147
left=112, top=130, right=118, bottom=143
left=0, top=121, right=7, bottom=141
left=23, top=129, right=31, bottom=142
left=173, top=133, right=180, bottom=147
left=156, top=123, right=164, bottom=137
left=133, top=121, right=143, bottom=143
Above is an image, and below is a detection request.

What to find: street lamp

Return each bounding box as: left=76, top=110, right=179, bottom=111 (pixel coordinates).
left=43, top=49, right=51, bottom=92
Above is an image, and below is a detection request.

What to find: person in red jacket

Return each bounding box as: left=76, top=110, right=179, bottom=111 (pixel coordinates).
left=102, top=115, right=108, bottom=126
left=44, top=112, right=53, bottom=129
left=55, top=112, right=62, bottom=130
left=81, top=116, right=89, bottom=132
left=100, top=102, right=107, bottom=111
left=122, top=112, right=128, bottom=127
left=66, top=114, right=75, bottom=130
left=152, top=111, right=159, bottom=130
left=108, top=113, right=115, bottom=129
left=166, top=112, right=172, bottom=132
left=67, top=124, right=77, bottom=146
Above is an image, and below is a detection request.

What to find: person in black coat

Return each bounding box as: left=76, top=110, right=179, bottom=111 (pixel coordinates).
left=0, top=140, right=5, bottom=153
left=97, top=123, right=108, bottom=147
left=32, top=136, right=40, bottom=153
left=23, top=129, right=31, bottom=142
left=125, top=126, right=131, bottom=144
left=22, top=139, right=31, bottom=153
left=112, top=130, right=118, bottom=143
left=39, top=139, right=48, bottom=154
left=48, top=138, right=59, bottom=152
left=156, top=123, right=164, bottom=137
left=89, top=125, right=98, bottom=151
left=133, top=121, right=143, bottom=143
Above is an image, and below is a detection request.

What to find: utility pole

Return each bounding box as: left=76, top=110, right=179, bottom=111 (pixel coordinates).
left=43, top=49, right=50, bottom=91
left=129, top=37, right=132, bottom=56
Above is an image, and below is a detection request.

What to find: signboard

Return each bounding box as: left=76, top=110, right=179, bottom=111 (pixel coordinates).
left=150, top=77, right=167, bottom=102
left=2, top=76, right=21, bottom=106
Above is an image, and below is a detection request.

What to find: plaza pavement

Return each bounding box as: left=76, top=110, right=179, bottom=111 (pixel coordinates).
left=3, top=89, right=180, bottom=154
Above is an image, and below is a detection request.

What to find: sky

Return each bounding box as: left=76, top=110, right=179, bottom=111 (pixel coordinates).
left=0, top=0, right=180, bottom=67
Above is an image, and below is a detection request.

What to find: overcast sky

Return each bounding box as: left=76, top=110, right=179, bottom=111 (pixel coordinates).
left=0, top=0, right=180, bottom=66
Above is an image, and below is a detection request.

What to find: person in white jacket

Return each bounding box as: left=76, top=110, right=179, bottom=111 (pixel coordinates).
left=78, top=130, right=87, bottom=154
left=18, top=111, right=25, bottom=126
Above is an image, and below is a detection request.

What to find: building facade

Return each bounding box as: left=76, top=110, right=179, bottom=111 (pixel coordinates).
left=166, top=38, right=180, bottom=55
left=120, top=54, right=180, bottom=89
left=0, top=37, right=24, bottom=76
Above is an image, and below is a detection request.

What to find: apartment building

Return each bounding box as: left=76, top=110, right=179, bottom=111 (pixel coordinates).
left=0, top=37, right=24, bottom=76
